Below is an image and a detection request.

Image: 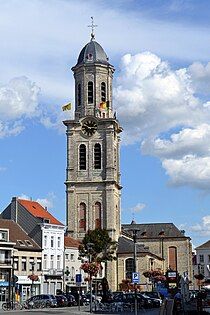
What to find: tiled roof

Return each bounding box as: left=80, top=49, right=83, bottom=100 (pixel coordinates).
left=0, top=219, right=41, bottom=250
left=122, top=223, right=188, bottom=239
left=64, top=236, right=80, bottom=248
left=195, top=240, right=210, bottom=250
left=18, top=199, right=63, bottom=226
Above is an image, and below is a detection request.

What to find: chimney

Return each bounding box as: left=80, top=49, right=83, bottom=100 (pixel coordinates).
left=45, top=207, right=48, bottom=212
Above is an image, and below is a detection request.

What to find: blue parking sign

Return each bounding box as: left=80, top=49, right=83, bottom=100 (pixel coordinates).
left=132, top=272, right=140, bottom=283
left=76, top=274, right=82, bottom=284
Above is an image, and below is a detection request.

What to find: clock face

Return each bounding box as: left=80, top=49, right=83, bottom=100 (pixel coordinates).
left=82, top=120, right=97, bottom=136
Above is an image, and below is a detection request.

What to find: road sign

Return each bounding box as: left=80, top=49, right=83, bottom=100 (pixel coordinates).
left=132, top=272, right=140, bottom=284
left=76, top=274, right=82, bottom=285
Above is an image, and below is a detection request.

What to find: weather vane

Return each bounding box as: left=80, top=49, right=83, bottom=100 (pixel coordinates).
left=88, top=16, right=98, bottom=40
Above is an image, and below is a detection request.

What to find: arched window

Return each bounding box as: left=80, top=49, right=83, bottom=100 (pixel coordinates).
left=88, top=81, right=93, bottom=104
left=101, top=82, right=106, bottom=102
left=95, top=202, right=102, bottom=229
left=79, top=203, right=86, bottom=232
left=79, top=144, right=86, bottom=170
left=77, top=83, right=81, bottom=106
left=94, top=143, right=101, bottom=169
left=168, top=246, right=177, bottom=271
left=125, top=258, right=134, bottom=280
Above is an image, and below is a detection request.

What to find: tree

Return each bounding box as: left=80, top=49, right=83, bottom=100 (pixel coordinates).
left=79, top=228, right=117, bottom=263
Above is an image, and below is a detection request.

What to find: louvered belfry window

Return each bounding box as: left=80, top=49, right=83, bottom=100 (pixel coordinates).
left=77, top=83, right=81, bottom=106
left=94, top=143, right=101, bottom=169
left=79, top=144, right=86, bottom=170
left=88, top=81, right=93, bottom=104
left=101, top=82, right=106, bottom=102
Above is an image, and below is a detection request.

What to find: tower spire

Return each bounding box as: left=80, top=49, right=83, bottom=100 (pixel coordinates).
left=88, top=16, right=97, bottom=40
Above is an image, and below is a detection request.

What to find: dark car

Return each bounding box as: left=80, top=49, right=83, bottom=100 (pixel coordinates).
left=64, top=293, right=77, bottom=306
left=141, top=291, right=162, bottom=307
left=55, top=295, right=68, bottom=307
left=70, top=292, right=84, bottom=306
left=26, top=294, right=57, bottom=308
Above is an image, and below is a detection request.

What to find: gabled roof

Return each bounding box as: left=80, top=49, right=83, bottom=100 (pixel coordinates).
left=117, top=236, right=163, bottom=260
left=195, top=240, right=210, bottom=250
left=64, top=236, right=80, bottom=248
left=18, top=199, right=63, bottom=226
left=122, top=223, right=188, bottom=239
left=0, top=219, right=41, bottom=250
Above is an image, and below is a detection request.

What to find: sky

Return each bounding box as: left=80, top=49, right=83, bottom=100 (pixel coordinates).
left=1, top=0, right=210, bottom=247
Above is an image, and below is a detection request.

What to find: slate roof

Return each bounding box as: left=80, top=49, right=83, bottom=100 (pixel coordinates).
left=64, top=236, right=80, bottom=248
left=0, top=219, right=41, bottom=251
left=18, top=199, right=63, bottom=226
left=117, top=236, right=163, bottom=260
left=122, top=223, right=188, bottom=239
left=76, top=40, right=109, bottom=66
left=195, top=240, right=210, bottom=250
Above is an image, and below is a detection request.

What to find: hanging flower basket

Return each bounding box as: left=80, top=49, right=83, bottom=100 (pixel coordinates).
left=81, top=262, right=100, bottom=277
left=28, top=274, right=39, bottom=282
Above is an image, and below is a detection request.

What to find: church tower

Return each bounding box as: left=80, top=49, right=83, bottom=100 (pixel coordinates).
left=63, top=28, right=122, bottom=244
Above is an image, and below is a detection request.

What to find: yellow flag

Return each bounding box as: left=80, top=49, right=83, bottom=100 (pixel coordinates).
left=62, top=102, right=72, bottom=111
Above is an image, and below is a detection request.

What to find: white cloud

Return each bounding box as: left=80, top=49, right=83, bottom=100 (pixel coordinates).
left=0, top=166, right=6, bottom=172
left=131, top=203, right=146, bottom=213
left=190, top=215, right=210, bottom=237
left=18, top=192, right=55, bottom=209
left=0, top=76, right=40, bottom=138
left=115, top=52, right=210, bottom=190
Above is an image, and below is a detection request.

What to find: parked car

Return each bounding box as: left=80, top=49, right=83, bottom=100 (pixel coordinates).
left=112, top=292, right=153, bottom=308
left=55, top=295, right=68, bottom=307
left=70, top=292, right=84, bottom=306
left=141, top=292, right=162, bottom=307
left=26, top=294, right=57, bottom=308
left=63, top=293, right=77, bottom=306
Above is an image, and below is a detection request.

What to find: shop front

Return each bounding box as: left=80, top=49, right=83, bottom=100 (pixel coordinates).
left=17, top=275, right=41, bottom=302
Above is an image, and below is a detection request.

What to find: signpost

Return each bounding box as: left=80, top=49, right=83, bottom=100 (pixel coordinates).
left=76, top=274, right=82, bottom=311
left=132, top=272, right=140, bottom=284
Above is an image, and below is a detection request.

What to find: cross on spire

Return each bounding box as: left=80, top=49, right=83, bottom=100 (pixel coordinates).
left=88, top=16, right=97, bottom=40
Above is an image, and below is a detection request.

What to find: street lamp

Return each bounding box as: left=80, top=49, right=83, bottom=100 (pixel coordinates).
left=31, top=262, right=35, bottom=297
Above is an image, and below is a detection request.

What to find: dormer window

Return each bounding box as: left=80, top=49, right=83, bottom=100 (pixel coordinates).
left=141, top=231, right=147, bottom=237
left=25, top=240, right=33, bottom=247
left=17, top=240, right=25, bottom=246
left=0, top=230, right=8, bottom=241
left=43, top=218, right=50, bottom=223
left=159, top=230, right=165, bottom=236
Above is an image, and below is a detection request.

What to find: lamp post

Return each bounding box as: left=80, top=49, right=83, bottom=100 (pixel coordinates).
left=132, top=229, right=138, bottom=315
left=31, top=262, right=35, bottom=297
left=86, top=242, right=94, bottom=313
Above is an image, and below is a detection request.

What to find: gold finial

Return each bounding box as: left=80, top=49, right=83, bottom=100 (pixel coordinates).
left=88, top=16, right=97, bottom=40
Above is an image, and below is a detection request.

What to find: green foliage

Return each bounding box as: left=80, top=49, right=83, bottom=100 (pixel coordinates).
left=79, top=228, right=117, bottom=263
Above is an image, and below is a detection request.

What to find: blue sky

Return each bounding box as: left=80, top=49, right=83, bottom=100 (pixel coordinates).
left=1, top=0, right=210, bottom=247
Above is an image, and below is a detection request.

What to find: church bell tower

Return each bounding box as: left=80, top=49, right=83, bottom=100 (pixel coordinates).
left=63, top=27, right=122, bottom=243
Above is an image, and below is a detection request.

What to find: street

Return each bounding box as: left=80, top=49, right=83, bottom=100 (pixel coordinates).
left=0, top=306, right=160, bottom=315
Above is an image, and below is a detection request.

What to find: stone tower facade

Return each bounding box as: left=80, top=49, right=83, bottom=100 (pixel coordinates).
left=63, top=35, right=122, bottom=246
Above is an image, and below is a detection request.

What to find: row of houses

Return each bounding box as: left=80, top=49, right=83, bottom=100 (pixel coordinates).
left=0, top=197, right=84, bottom=304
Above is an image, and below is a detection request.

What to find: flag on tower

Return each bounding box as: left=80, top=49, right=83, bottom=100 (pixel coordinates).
left=62, top=102, right=72, bottom=111
left=99, top=101, right=109, bottom=111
